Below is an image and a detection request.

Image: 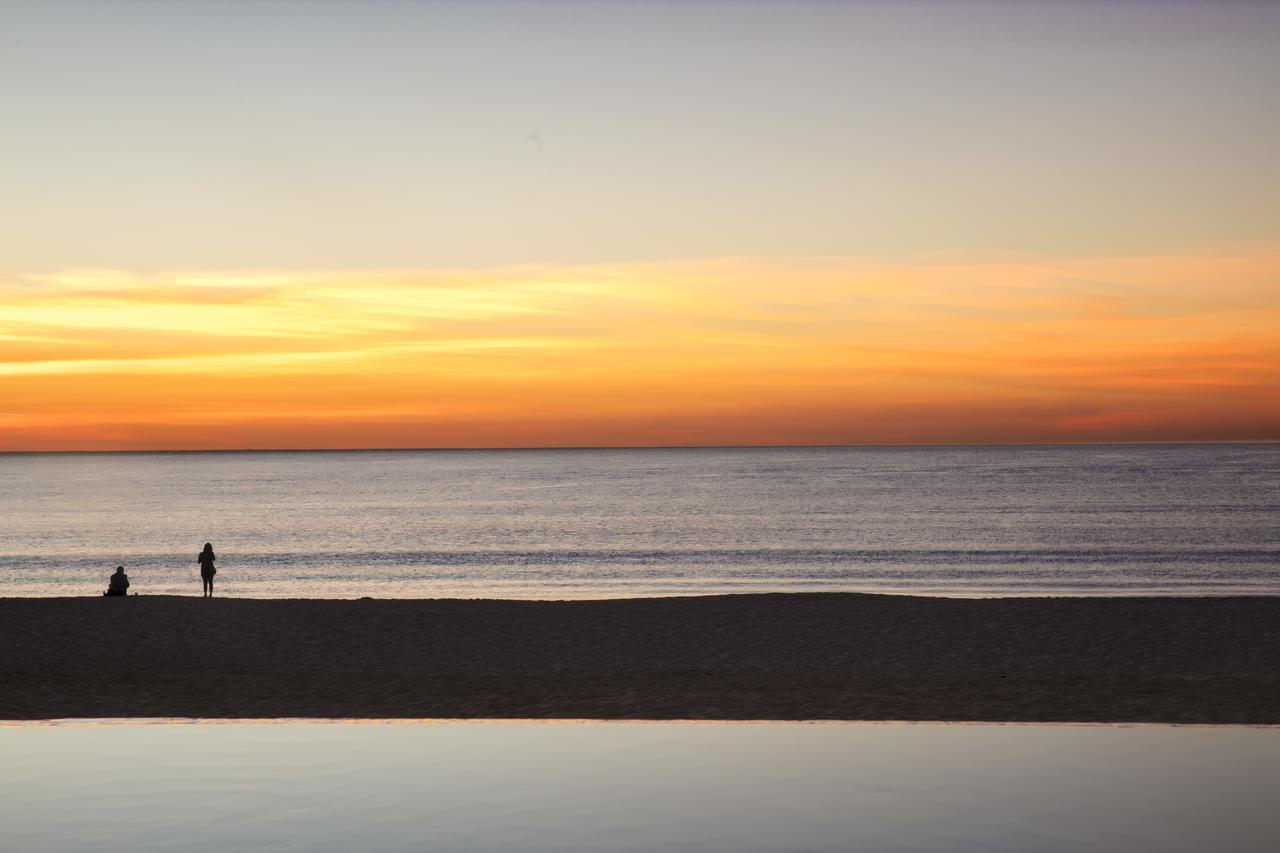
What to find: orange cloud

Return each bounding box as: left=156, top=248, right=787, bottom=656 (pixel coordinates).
left=1, top=251, right=1277, bottom=450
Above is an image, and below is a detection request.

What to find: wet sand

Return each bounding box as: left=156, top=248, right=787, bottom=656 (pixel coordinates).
left=2, top=593, right=1277, bottom=722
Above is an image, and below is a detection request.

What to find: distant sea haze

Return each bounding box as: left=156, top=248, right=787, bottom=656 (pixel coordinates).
left=1, top=445, right=1277, bottom=599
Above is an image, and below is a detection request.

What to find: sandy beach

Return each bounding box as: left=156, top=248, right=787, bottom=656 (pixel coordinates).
left=2, top=593, right=1277, bottom=722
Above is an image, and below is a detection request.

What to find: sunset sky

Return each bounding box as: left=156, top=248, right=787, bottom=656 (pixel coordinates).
left=2, top=0, right=1277, bottom=450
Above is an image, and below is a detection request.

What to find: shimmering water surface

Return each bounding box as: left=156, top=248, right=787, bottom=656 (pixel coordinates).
left=1, top=444, right=1277, bottom=598
left=2, top=721, right=1277, bottom=853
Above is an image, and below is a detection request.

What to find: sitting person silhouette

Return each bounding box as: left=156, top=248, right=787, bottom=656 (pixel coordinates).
left=104, top=566, right=130, bottom=597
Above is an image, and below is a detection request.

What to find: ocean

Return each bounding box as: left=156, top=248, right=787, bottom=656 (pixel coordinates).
left=1, top=444, right=1276, bottom=598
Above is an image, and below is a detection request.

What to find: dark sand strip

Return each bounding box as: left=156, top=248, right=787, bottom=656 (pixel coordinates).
left=1, top=594, right=1277, bottom=722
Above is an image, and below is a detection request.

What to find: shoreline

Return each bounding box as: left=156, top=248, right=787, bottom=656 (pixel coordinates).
left=6, top=716, right=1280, bottom=728
left=3, top=593, right=1277, bottom=723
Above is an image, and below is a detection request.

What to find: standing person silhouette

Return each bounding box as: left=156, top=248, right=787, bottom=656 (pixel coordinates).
left=198, top=543, right=217, bottom=597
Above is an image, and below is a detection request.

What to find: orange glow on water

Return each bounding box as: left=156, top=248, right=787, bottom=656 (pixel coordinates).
left=2, top=251, right=1277, bottom=450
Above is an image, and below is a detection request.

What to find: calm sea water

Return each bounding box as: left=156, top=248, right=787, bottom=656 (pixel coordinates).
left=1, top=444, right=1277, bottom=598
left=3, top=721, right=1278, bottom=853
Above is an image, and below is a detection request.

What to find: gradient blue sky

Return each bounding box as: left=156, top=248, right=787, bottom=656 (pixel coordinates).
left=4, top=0, right=1277, bottom=271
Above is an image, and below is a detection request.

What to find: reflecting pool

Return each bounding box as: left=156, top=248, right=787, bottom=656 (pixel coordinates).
left=2, top=721, right=1277, bottom=852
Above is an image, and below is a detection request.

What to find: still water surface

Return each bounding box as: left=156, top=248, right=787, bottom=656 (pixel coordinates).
left=2, top=721, right=1276, bottom=852
left=2, top=444, right=1277, bottom=597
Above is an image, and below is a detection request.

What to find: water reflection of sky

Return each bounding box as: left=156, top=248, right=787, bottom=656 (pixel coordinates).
left=3, top=721, right=1277, bottom=852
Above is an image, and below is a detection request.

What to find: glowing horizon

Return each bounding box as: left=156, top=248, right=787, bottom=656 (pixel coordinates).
left=2, top=250, right=1276, bottom=451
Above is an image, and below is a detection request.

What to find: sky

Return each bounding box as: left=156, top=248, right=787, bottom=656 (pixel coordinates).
left=2, top=0, right=1277, bottom=450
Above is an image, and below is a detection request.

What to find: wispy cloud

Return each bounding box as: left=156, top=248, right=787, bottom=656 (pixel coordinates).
left=1, top=251, right=1277, bottom=449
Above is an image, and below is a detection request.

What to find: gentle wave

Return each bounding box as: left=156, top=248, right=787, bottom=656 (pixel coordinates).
left=7, top=547, right=1280, bottom=568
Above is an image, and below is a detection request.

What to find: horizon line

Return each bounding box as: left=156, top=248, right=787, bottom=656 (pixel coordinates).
left=2, top=439, right=1277, bottom=456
